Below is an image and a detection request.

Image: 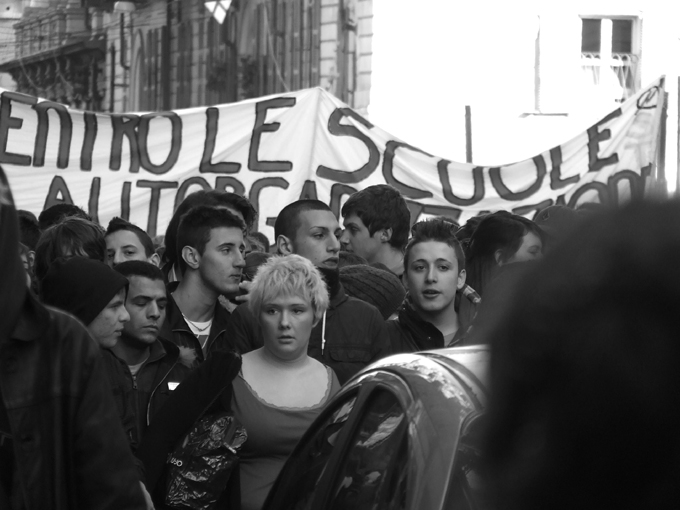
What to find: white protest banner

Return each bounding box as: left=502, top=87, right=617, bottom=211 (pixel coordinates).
left=0, top=76, right=665, bottom=238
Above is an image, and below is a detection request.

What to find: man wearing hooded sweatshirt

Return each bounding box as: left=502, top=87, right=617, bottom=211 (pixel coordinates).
left=226, top=200, right=390, bottom=384
left=0, top=166, right=145, bottom=509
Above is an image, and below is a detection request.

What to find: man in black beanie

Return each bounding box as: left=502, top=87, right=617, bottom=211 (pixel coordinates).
left=41, top=257, right=130, bottom=348
left=339, top=264, right=406, bottom=320
left=0, top=165, right=146, bottom=508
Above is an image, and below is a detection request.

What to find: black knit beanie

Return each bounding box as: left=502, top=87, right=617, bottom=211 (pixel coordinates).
left=339, top=264, right=406, bottom=320
left=41, top=256, right=129, bottom=325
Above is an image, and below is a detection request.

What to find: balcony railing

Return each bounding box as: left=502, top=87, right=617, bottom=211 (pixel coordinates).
left=581, top=52, right=639, bottom=102
left=12, top=6, right=89, bottom=60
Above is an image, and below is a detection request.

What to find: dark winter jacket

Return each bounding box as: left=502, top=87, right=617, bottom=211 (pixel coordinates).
left=160, top=282, right=233, bottom=364
left=102, top=336, right=194, bottom=452
left=0, top=296, right=147, bottom=510
left=0, top=164, right=144, bottom=509
left=227, top=283, right=390, bottom=384
left=136, top=350, right=242, bottom=509
left=386, top=298, right=473, bottom=353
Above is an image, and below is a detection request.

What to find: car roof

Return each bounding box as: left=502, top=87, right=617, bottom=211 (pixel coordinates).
left=422, top=345, right=490, bottom=388
left=349, top=344, right=490, bottom=408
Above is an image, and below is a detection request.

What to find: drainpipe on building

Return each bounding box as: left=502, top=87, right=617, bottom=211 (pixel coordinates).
left=465, top=105, right=472, bottom=164
left=109, top=44, right=116, bottom=112
left=162, top=0, right=172, bottom=110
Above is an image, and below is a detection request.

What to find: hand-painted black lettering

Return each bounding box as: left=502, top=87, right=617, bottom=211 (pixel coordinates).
left=111, top=114, right=141, bottom=173
left=249, top=177, right=290, bottom=228
left=567, top=181, right=610, bottom=208
left=549, top=146, right=579, bottom=190
left=137, top=180, right=178, bottom=237
left=33, top=101, right=72, bottom=168
left=637, top=85, right=660, bottom=110
left=329, top=183, right=357, bottom=219
left=80, top=112, right=98, bottom=171
left=437, top=160, right=484, bottom=206
left=0, top=91, right=37, bottom=166
left=382, top=141, right=434, bottom=200
left=88, top=177, right=101, bottom=223
left=587, top=109, right=621, bottom=172
left=299, top=180, right=318, bottom=200
left=121, top=181, right=131, bottom=221
left=490, top=156, right=546, bottom=201
left=607, top=170, right=646, bottom=203
left=174, top=177, right=212, bottom=210
left=405, top=199, right=463, bottom=226
left=138, top=112, right=182, bottom=175
left=248, top=97, right=296, bottom=172
left=200, top=107, right=241, bottom=174
left=512, top=199, right=553, bottom=218
left=214, top=176, right=245, bottom=196
left=316, top=108, right=379, bottom=183
left=43, top=176, right=74, bottom=210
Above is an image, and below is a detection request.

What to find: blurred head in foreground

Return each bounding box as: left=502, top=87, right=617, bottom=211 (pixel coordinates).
left=482, top=200, right=680, bottom=510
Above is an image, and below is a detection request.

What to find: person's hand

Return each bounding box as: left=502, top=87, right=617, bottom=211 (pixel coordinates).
left=233, top=280, right=252, bottom=304
left=139, top=481, right=155, bottom=510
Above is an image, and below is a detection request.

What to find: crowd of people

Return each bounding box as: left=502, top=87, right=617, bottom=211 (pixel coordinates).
left=2, top=158, right=678, bottom=510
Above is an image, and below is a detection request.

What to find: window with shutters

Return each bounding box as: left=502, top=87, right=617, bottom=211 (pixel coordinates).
left=580, top=16, right=640, bottom=102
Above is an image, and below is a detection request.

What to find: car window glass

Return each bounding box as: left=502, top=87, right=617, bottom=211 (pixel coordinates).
left=446, top=413, right=490, bottom=510
left=266, top=394, right=358, bottom=510
left=329, top=389, right=408, bottom=510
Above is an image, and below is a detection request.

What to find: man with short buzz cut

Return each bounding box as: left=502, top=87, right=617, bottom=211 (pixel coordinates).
left=160, top=205, right=246, bottom=364
left=387, top=218, right=472, bottom=353
left=227, top=199, right=390, bottom=384
left=339, top=184, right=411, bottom=276
left=105, top=217, right=161, bottom=267
left=103, top=260, right=192, bottom=454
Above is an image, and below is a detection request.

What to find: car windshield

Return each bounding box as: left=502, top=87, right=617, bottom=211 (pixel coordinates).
left=328, top=389, right=408, bottom=510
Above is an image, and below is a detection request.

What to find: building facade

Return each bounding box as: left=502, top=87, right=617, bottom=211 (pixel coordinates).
left=0, top=0, right=373, bottom=113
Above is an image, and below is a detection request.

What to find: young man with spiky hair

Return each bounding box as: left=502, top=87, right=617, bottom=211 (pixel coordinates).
left=160, top=205, right=246, bottom=364
left=105, top=217, right=161, bottom=267
left=227, top=199, right=390, bottom=384
left=339, top=184, right=411, bottom=276
left=387, top=218, right=471, bottom=353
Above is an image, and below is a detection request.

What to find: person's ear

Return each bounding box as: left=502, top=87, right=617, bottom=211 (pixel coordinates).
left=182, top=246, right=201, bottom=270
left=494, top=249, right=504, bottom=266
left=379, top=227, right=393, bottom=244
left=148, top=252, right=161, bottom=267
left=457, top=268, right=467, bottom=290
left=276, top=235, right=294, bottom=255
left=27, top=250, right=35, bottom=269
